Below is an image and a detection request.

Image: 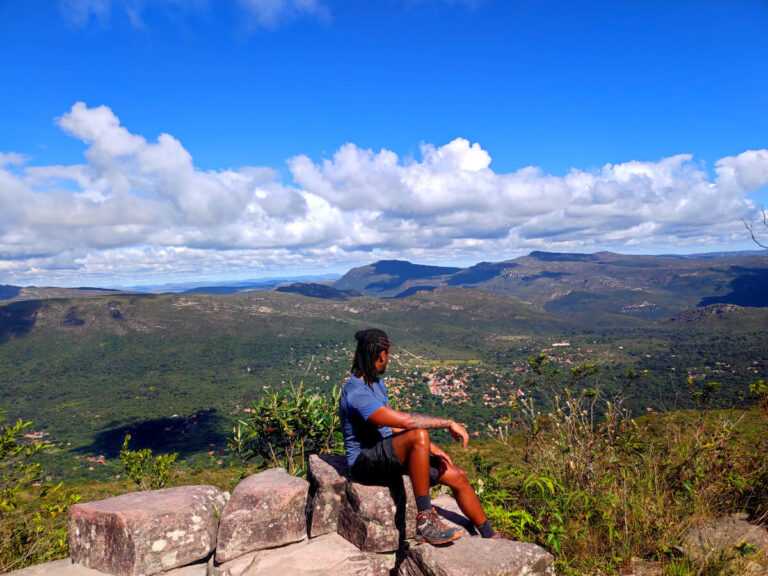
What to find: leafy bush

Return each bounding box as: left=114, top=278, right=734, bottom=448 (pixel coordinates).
left=229, top=382, right=343, bottom=476
left=119, top=434, right=178, bottom=490
left=751, top=379, right=768, bottom=417
left=1, top=411, right=80, bottom=572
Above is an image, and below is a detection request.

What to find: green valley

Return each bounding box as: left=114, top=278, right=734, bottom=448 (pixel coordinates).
left=1, top=266, right=766, bottom=483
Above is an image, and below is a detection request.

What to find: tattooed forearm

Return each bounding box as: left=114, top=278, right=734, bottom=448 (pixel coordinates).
left=403, top=413, right=453, bottom=430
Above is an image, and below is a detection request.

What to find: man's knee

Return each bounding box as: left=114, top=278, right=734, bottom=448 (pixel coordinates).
left=410, top=428, right=430, bottom=448
left=443, top=465, right=470, bottom=488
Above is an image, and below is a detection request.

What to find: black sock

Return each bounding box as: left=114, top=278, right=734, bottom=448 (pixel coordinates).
left=415, top=494, right=431, bottom=513
left=476, top=520, right=496, bottom=538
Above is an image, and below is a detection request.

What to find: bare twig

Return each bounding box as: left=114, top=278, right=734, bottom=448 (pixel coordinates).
left=743, top=205, right=768, bottom=249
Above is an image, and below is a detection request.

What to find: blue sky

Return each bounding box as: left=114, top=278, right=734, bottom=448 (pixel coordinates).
left=1, top=0, right=767, bottom=287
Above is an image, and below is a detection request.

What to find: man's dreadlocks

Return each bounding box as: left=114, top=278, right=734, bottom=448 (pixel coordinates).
left=351, top=328, right=391, bottom=386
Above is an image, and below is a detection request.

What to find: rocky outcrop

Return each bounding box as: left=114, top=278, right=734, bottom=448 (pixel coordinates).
left=400, top=537, right=555, bottom=576
left=12, top=459, right=556, bottom=576
left=679, top=512, right=768, bottom=561
left=215, top=467, right=309, bottom=563
left=338, top=474, right=416, bottom=553
left=68, top=485, right=228, bottom=576
left=8, top=559, right=209, bottom=576
left=400, top=497, right=554, bottom=576
left=306, top=454, right=349, bottom=537
left=678, top=513, right=768, bottom=574
left=209, top=532, right=390, bottom=576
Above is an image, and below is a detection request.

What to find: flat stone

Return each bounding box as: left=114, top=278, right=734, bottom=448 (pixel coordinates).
left=368, top=551, right=397, bottom=575
left=68, top=485, right=228, bottom=576
left=5, top=559, right=102, bottom=576
left=209, top=550, right=260, bottom=576
left=214, top=532, right=389, bottom=576
left=212, top=547, right=393, bottom=576
left=216, top=468, right=310, bottom=563
left=337, top=475, right=416, bottom=553
left=306, top=454, right=349, bottom=538
left=680, top=513, right=768, bottom=563
left=399, top=537, right=555, bottom=576
left=398, top=495, right=555, bottom=576
left=6, top=558, right=207, bottom=576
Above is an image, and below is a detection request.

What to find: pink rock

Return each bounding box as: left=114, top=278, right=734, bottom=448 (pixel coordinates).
left=306, top=454, right=349, bottom=538
left=401, top=535, right=555, bottom=576
left=399, top=496, right=555, bottom=576
left=215, top=468, right=309, bottom=563
left=680, top=513, right=768, bottom=567
left=337, top=475, right=416, bottom=553
left=221, top=533, right=389, bottom=576
left=68, top=485, right=228, bottom=576
left=6, top=558, right=208, bottom=576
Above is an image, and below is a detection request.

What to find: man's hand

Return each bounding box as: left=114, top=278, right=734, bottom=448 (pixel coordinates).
left=448, top=421, right=469, bottom=448
left=429, top=443, right=453, bottom=467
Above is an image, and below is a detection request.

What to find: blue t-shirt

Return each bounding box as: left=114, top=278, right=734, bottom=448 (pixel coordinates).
left=339, top=374, right=393, bottom=468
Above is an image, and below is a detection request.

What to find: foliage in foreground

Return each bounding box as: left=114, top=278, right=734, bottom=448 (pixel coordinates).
left=3, top=366, right=767, bottom=574
left=228, top=382, right=343, bottom=476
left=1, top=411, right=81, bottom=573
left=479, top=355, right=768, bottom=575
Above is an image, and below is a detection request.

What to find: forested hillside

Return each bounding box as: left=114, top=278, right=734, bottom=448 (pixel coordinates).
left=1, top=284, right=766, bottom=483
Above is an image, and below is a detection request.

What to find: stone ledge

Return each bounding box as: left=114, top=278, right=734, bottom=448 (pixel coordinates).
left=68, top=485, right=227, bottom=576
left=306, top=454, right=349, bottom=538
left=337, top=475, right=416, bottom=553
left=215, top=468, right=309, bottom=563
left=7, top=558, right=207, bottom=576
left=400, top=537, right=555, bottom=576
left=211, top=532, right=390, bottom=576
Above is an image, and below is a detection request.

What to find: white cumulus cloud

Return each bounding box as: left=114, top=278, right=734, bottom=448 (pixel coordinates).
left=1, top=102, right=767, bottom=286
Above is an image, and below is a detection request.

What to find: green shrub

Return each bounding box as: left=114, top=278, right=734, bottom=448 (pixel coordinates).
left=119, top=434, right=178, bottom=490
left=751, top=380, right=768, bottom=418
left=1, top=411, right=80, bottom=572
left=228, top=382, right=342, bottom=476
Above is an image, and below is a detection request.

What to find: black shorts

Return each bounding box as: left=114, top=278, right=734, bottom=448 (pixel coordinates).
left=350, top=433, right=442, bottom=487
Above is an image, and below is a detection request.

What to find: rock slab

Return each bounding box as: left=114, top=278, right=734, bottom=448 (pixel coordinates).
left=306, top=454, right=349, bottom=538
left=68, top=485, right=227, bottom=576
left=215, top=468, right=309, bottom=563
left=7, top=558, right=207, bottom=576
left=680, top=513, right=768, bottom=562
left=212, top=532, right=390, bottom=576
left=399, top=537, right=555, bottom=576
left=337, top=474, right=416, bottom=553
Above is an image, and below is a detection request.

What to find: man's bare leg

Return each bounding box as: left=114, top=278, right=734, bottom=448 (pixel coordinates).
left=391, top=428, right=431, bottom=499
left=392, top=429, right=496, bottom=537
left=436, top=463, right=487, bottom=526
left=391, top=429, right=463, bottom=544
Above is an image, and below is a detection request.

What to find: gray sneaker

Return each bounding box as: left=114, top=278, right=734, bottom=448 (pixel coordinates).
left=414, top=508, right=461, bottom=545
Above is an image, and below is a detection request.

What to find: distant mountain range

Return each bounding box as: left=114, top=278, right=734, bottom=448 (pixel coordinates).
left=3, top=250, right=768, bottom=323
left=332, top=250, right=768, bottom=321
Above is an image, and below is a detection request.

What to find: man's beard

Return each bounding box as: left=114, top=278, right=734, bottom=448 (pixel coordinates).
left=378, top=366, right=386, bottom=376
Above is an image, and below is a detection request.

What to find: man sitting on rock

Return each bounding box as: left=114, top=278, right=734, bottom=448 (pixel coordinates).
left=339, top=328, right=499, bottom=545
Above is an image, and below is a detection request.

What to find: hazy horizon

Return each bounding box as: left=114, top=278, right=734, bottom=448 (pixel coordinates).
left=3, top=247, right=766, bottom=291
